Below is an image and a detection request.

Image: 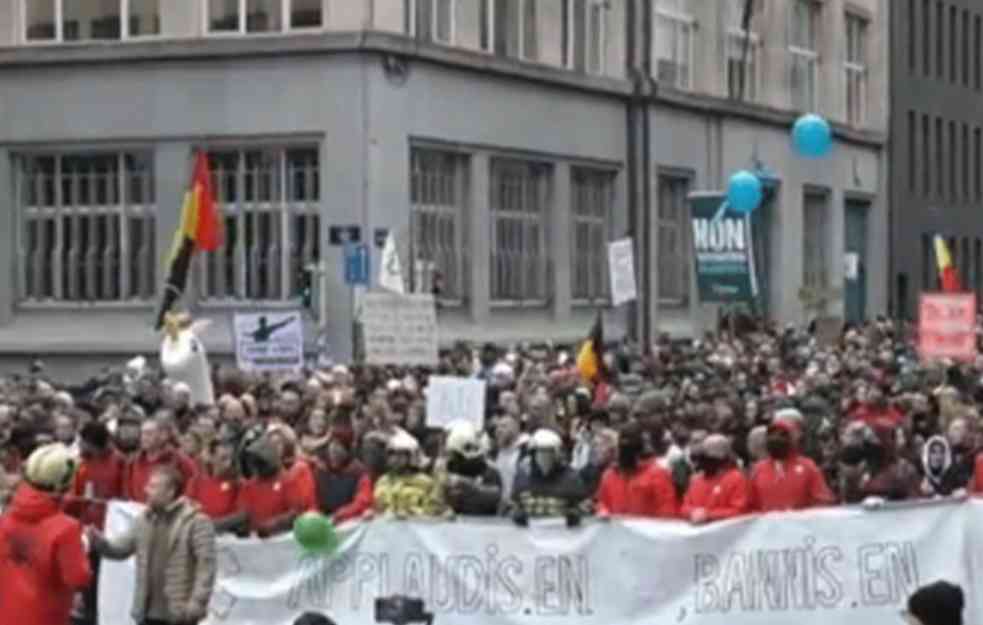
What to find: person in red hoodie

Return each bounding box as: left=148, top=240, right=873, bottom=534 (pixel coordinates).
left=749, top=420, right=835, bottom=512
left=123, top=417, right=197, bottom=503
left=681, top=434, right=750, bottom=525
left=187, top=437, right=242, bottom=527
left=596, top=422, right=677, bottom=518
left=0, top=443, right=92, bottom=625
left=237, top=431, right=317, bottom=537
left=312, top=426, right=374, bottom=523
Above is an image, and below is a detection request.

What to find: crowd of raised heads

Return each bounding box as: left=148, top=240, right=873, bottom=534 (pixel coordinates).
left=2, top=315, right=983, bottom=533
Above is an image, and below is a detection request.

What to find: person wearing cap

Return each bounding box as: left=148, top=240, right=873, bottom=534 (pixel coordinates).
left=596, top=422, right=677, bottom=519
left=0, top=443, right=92, bottom=625
left=748, top=420, right=834, bottom=513
left=312, top=426, right=374, bottom=524
left=681, top=434, right=751, bottom=524
left=439, top=421, right=502, bottom=516
left=903, top=580, right=964, bottom=625
left=373, top=432, right=446, bottom=519
left=510, top=428, right=590, bottom=528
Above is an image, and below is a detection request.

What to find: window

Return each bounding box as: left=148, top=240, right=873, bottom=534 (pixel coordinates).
left=657, top=173, right=690, bottom=303
left=493, top=0, right=539, bottom=61
left=570, top=168, right=614, bottom=303
left=963, top=123, right=970, bottom=202
left=950, top=6, right=958, bottom=83
left=975, top=15, right=981, bottom=90
left=803, top=192, right=829, bottom=290
left=975, top=127, right=981, bottom=200
left=23, top=0, right=160, bottom=42
left=908, top=111, right=917, bottom=192
left=962, top=10, right=970, bottom=86
left=922, top=0, right=931, bottom=76
left=725, top=0, right=760, bottom=101
left=936, top=117, right=944, bottom=198
left=921, top=234, right=932, bottom=290
left=563, top=0, right=606, bottom=75
left=406, top=0, right=455, bottom=44
left=937, top=1, right=944, bottom=79
left=654, top=0, right=694, bottom=90
left=949, top=120, right=957, bottom=203
left=845, top=13, right=868, bottom=126
left=489, top=158, right=552, bottom=303
left=908, top=0, right=916, bottom=73
left=409, top=148, right=469, bottom=302
left=197, top=147, right=320, bottom=301
left=15, top=152, right=156, bottom=303
left=207, top=0, right=323, bottom=33
left=789, top=0, right=820, bottom=112
left=923, top=113, right=931, bottom=196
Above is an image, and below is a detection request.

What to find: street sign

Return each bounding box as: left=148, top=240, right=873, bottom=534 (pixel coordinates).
left=344, top=243, right=369, bottom=286
left=329, top=225, right=362, bottom=246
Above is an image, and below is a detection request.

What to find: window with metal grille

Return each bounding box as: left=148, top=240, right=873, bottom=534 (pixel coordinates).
left=653, top=0, right=694, bottom=90
left=24, top=0, right=160, bottom=42
left=493, top=0, right=539, bottom=61
left=657, top=173, right=690, bottom=303
left=803, top=192, right=829, bottom=289
left=845, top=13, right=868, bottom=126
left=789, top=0, right=820, bottom=112
left=725, top=0, right=760, bottom=101
left=197, top=146, right=320, bottom=302
left=489, top=158, right=552, bottom=304
left=405, top=0, right=455, bottom=44
left=409, top=148, right=469, bottom=302
left=15, top=152, right=156, bottom=303
left=563, top=0, right=606, bottom=75
left=570, top=168, right=614, bottom=303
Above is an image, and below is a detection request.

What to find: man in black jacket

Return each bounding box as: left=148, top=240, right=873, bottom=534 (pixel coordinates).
left=441, top=422, right=501, bottom=516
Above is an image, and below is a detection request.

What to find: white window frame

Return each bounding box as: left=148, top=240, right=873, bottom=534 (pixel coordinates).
left=21, top=0, right=162, bottom=44
left=563, top=0, right=607, bottom=75
left=726, top=29, right=760, bottom=101
left=487, top=0, right=538, bottom=61
left=788, top=0, right=821, bottom=112
left=653, top=2, right=696, bottom=90
left=203, top=0, right=325, bottom=36
left=405, top=0, right=457, bottom=46
left=570, top=167, right=614, bottom=305
left=845, top=13, right=868, bottom=127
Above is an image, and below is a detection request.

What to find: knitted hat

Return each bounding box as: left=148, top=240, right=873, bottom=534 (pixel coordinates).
left=907, top=581, right=964, bottom=625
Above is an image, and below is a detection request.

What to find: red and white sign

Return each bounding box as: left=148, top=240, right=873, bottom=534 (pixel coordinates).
left=918, top=293, right=977, bottom=362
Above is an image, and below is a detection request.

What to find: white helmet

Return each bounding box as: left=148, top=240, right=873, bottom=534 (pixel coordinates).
left=387, top=431, right=420, bottom=454
left=445, top=421, right=482, bottom=459
left=529, top=428, right=563, bottom=451
left=24, top=443, right=77, bottom=493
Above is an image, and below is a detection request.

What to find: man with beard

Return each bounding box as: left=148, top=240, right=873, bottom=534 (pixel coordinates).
left=439, top=421, right=502, bottom=516
left=312, top=426, right=373, bottom=524
left=113, top=411, right=144, bottom=459
left=511, top=429, right=589, bottom=528
left=596, top=422, right=677, bottom=518
left=681, top=434, right=750, bottom=524
left=748, top=420, right=834, bottom=512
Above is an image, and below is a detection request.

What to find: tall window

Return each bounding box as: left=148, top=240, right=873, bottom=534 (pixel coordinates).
left=923, top=113, right=931, bottom=196
left=803, top=192, right=829, bottom=290
left=962, top=123, right=970, bottom=202
left=908, top=110, right=917, bottom=192
left=653, top=0, right=694, bottom=90
left=15, top=152, right=156, bottom=302
left=936, top=116, right=944, bottom=198
left=489, top=158, right=551, bottom=303
left=207, top=0, right=324, bottom=34
left=198, top=147, right=321, bottom=301
left=406, top=0, right=455, bottom=44
left=949, top=120, right=957, bottom=203
left=936, top=1, right=944, bottom=79
left=563, top=0, right=606, bottom=75
left=950, top=6, right=958, bottom=83
left=24, top=0, right=160, bottom=42
left=962, top=9, right=970, bottom=86
left=845, top=13, right=868, bottom=126
left=725, top=0, right=760, bottom=101
left=975, top=127, right=981, bottom=200
left=975, top=15, right=981, bottom=91
left=570, top=168, right=614, bottom=303
left=493, top=0, right=539, bottom=61
left=789, top=0, right=820, bottom=112
left=409, top=148, right=469, bottom=301
left=657, top=173, right=690, bottom=303
left=908, top=0, right=916, bottom=73
left=922, top=0, right=931, bottom=76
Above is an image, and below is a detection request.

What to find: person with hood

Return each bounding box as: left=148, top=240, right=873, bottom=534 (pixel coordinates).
left=511, top=428, right=590, bottom=528
left=312, top=426, right=374, bottom=523
left=438, top=421, right=502, bottom=516
left=748, top=420, right=835, bottom=512
left=938, top=417, right=975, bottom=495
left=920, top=435, right=954, bottom=497
left=236, top=431, right=317, bottom=537
left=373, top=432, right=446, bottom=518
left=680, top=434, right=750, bottom=524
left=595, top=422, right=677, bottom=518
left=0, top=443, right=92, bottom=625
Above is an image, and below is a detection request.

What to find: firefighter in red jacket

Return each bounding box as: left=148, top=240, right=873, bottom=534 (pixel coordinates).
left=749, top=420, right=835, bottom=512
left=681, top=434, right=750, bottom=524
left=596, top=422, right=678, bottom=518
left=0, top=443, right=92, bottom=625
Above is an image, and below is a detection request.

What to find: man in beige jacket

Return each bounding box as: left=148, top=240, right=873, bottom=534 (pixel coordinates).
left=90, top=465, right=216, bottom=625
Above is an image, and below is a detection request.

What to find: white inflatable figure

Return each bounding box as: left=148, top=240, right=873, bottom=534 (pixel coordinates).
left=160, top=312, right=215, bottom=406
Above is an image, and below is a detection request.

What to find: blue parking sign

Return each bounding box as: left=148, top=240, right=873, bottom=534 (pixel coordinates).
left=344, top=243, right=369, bottom=286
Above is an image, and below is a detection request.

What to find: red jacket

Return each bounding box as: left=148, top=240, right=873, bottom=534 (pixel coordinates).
left=123, top=447, right=197, bottom=503
left=848, top=403, right=904, bottom=427
left=238, top=469, right=316, bottom=531
left=187, top=471, right=240, bottom=519
left=284, top=459, right=318, bottom=512
left=0, top=483, right=92, bottom=625
left=64, top=449, right=126, bottom=529
left=595, top=461, right=678, bottom=518
left=972, top=454, right=983, bottom=495
left=749, top=454, right=835, bottom=512
left=681, top=466, right=751, bottom=521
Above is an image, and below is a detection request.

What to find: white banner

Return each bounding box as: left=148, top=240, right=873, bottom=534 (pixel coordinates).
left=425, top=376, right=486, bottom=429
left=233, top=312, right=304, bottom=372
left=608, top=238, right=637, bottom=306
left=360, top=293, right=438, bottom=366
left=101, top=500, right=983, bottom=625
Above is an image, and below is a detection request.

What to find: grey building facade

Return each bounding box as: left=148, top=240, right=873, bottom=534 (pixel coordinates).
left=0, top=0, right=888, bottom=381
left=889, top=0, right=983, bottom=318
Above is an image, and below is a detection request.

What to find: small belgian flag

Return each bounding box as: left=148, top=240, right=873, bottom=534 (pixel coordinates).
left=576, top=311, right=606, bottom=383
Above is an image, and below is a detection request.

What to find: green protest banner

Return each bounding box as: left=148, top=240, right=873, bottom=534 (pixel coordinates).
left=689, top=192, right=759, bottom=303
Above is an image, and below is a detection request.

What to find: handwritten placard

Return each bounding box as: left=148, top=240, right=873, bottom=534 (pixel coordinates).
left=608, top=238, right=637, bottom=306
left=360, top=292, right=438, bottom=366
left=918, top=292, right=977, bottom=362
left=426, top=376, right=487, bottom=428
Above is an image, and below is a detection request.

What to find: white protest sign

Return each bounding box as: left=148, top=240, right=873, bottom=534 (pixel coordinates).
left=360, top=292, right=438, bottom=366
left=102, top=500, right=983, bottom=625
left=425, top=376, right=486, bottom=428
left=233, top=312, right=303, bottom=372
left=608, top=237, right=637, bottom=306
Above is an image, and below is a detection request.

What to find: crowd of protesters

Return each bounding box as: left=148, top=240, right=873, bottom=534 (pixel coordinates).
left=2, top=315, right=983, bottom=624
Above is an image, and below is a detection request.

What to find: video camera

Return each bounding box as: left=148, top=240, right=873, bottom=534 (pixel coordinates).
left=374, top=595, right=433, bottom=625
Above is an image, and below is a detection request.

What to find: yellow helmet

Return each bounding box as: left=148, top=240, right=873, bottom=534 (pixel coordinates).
left=24, top=443, right=77, bottom=493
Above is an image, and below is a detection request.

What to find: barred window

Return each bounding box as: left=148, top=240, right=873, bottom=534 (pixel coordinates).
left=409, top=148, right=469, bottom=301
left=16, top=152, right=156, bottom=303
left=657, top=173, right=690, bottom=303
left=570, top=168, right=614, bottom=303
left=803, top=192, right=829, bottom=289
left=197, top=147, right=320, bottom=302
left=490, top=158, right=552, bottom=303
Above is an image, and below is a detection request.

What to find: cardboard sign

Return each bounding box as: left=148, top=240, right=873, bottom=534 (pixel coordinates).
left=607, top=238, right=637, bottom=306
left=360, top=292, right=438, bottom=366
left=234, top=312, right=304, bottom=372
left=918, top=293, right=977, bottom=362
left=425, top=376, right=487, bottom=428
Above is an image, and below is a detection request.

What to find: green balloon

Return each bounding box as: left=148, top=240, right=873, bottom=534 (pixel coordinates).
left=293, top=512, right=339, bottom=554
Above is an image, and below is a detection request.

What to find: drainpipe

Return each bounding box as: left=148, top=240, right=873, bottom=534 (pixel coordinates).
left=625, top=0, right=639, bottom=342
left=640, top=0, right=653, bottom=348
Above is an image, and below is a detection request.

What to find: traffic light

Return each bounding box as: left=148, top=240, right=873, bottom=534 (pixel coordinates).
left=298, top=269, right=313, bottom=310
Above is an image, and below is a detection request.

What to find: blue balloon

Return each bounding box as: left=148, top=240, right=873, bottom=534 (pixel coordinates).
left=792, top=114, right=833, bottom=158
left=726, top=170, right=763, bottom=214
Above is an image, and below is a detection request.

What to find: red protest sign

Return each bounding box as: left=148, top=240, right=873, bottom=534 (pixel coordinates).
left=918, top=293, right=977, bottom=362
